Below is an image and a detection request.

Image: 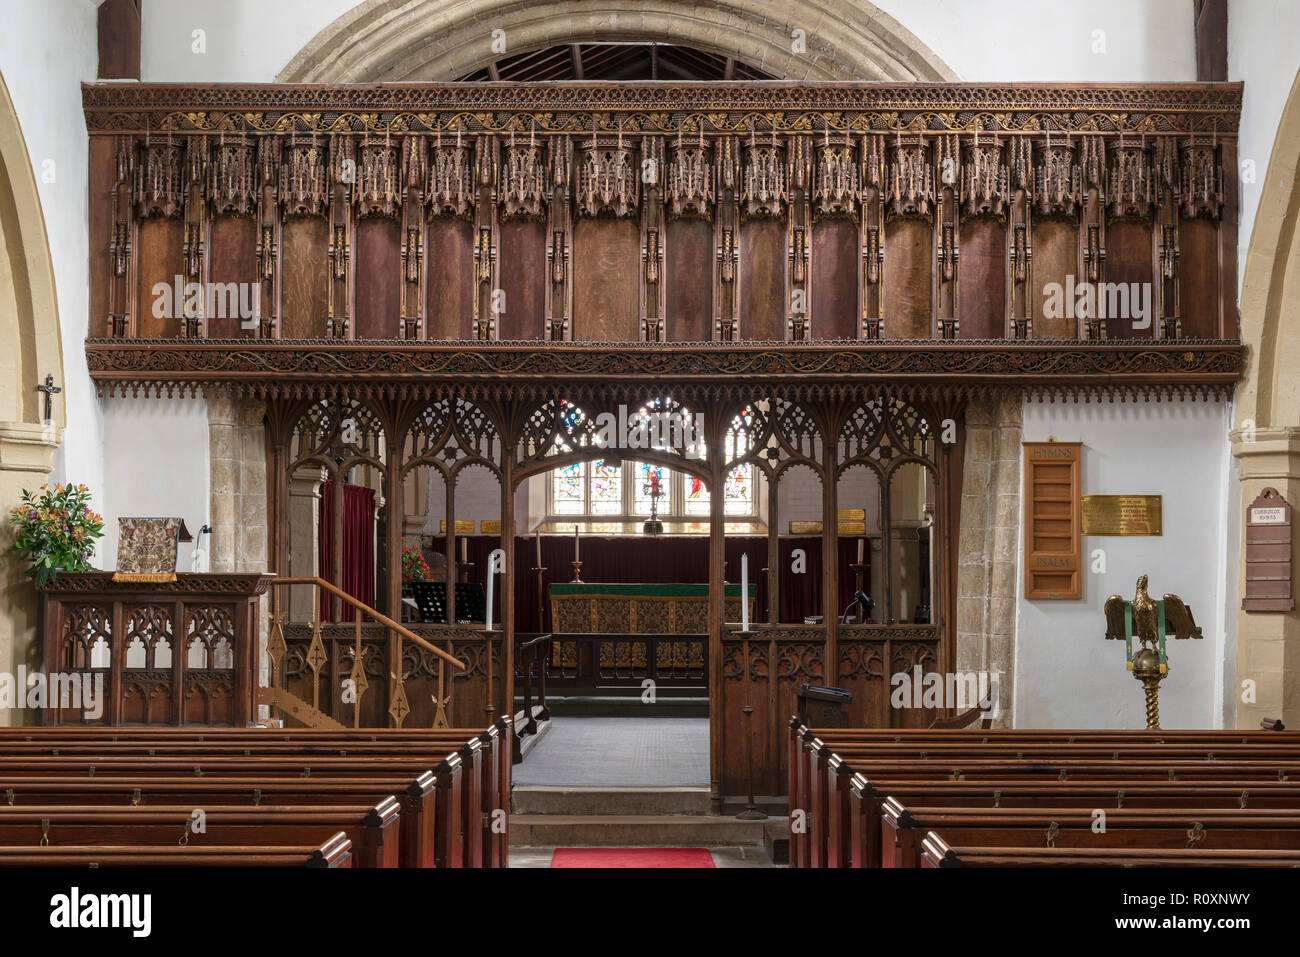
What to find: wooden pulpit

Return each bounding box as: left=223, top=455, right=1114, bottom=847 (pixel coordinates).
left=39, top=572, right=272, bottom=726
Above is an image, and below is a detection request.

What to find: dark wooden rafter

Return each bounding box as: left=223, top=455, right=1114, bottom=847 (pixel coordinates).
left=97, top=0, right=141, bottom=81
left=1194, top=0, right=1228, bottom=83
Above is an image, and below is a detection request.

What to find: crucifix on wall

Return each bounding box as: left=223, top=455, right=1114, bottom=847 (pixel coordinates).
left=36, top=374, right=61, bottom=425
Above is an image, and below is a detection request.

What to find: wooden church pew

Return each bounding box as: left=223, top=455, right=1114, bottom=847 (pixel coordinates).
left=790, top=720, right=1300, bottom=868
left=0, top=721, right=508, bottom=868
left=847, top=776, right=1300, bottom=868
left=0, top=802, right=400, bottom=867
left=0, top=832, right=353, bottom=867
left=919, top=831, right=1300, bottom=868
left=0, top=773, right=447, bottom=867
left=882, top=798, right=1300, bottom=868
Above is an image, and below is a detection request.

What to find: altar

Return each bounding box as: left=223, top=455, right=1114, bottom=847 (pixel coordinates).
left=546, top=583, right=757, bottom=689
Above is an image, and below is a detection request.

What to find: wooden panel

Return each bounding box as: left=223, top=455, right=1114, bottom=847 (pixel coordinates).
left=354, top=216, right=401, bottom=339
left=740, top=219, right=786, bottom=341
left=1031, top=219, right=1077, bottom=338
left=812, top=218, right=858, bottom=339
left=135, top=218, right=184, bottom=339
left=497, top=219, right=546, bottom=340
left=425, top=218, right=474, bottom=340
left=1022, top=442, right=1082, bottom=600
left=958, top=218, right=1006, bottom=339
left=87, top=137, right=116, bottom=338
left=884, top=218, right=932, bottom=339
left=572, top=217, right=639, bottom=341
left=1103, top=220, right=1154, bottom=339
left=280, top=215, right=329, bottom=339
left=666, top=218, right=713, bottom=341
left=1179, top=217, right=1221, bottom=339
left=207, top=215, right=257, bottom=338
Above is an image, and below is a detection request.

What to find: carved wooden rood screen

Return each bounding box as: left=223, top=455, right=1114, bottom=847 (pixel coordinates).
left=81, top=81, right=1243, bottom=797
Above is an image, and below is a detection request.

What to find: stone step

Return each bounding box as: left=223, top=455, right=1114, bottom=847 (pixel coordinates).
left=515, top=696, right=709, bottom=718
left=512, top=785, right=713, bottom=816
left=509, top=813, right=786, bottom=848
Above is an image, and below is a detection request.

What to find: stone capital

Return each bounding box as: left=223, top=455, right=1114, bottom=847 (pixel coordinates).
left=0, top=421, right=63, bottom=474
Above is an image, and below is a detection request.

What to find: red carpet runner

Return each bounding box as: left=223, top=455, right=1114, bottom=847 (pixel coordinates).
left=550, top=848, right=716, bottom=868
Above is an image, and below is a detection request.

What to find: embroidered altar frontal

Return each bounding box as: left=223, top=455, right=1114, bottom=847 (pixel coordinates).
left=549, top=583, right=758, bottom=671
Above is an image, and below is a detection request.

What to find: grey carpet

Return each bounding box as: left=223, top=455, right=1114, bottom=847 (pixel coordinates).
left=512, top=717, right=709, bottom=787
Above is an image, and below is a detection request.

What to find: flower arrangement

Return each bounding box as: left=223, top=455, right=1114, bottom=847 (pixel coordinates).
left=7, top=483, right=104, bottom=588
left=401, top=540, right=432, bottom=586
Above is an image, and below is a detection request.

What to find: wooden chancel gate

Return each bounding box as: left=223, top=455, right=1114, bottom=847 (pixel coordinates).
left=81, top=81, right=1242, bottom=797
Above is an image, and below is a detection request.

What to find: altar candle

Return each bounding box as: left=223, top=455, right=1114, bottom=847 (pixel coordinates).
left=485, top=562, right=495, bottom=632
left=741, top=553, right=749, bottom=631
left=857, top=537, right=864, bottom=563
left=574, top=524, right=580, bottom=562
left=460, top=535, right=467, bottom=563
left=535, top=530, right=542, bottom=566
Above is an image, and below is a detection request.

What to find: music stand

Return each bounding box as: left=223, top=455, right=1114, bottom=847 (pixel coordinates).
left=454, top=582, right=487, bottom=624
left=409, top=582, right=448, bottom=624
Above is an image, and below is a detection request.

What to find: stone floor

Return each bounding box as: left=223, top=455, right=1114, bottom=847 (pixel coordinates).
left=508, top=846, right=777, bottom=868
left=512, top=716, right=709, bottom=787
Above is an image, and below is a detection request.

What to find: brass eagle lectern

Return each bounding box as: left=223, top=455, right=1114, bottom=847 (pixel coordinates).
left=1104, top=575, right=1203, bottom=729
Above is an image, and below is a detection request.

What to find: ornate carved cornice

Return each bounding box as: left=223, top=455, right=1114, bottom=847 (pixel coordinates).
left=82, top=82, right=1242, bottom=138
left=85, top=339, right=1241, bottom=401
left=40, top=572, right=275, bottom=595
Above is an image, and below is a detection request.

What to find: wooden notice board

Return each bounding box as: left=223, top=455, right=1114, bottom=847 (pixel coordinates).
left=1243, top=487, right=1294, bottom=611
left=1023, top=442, right=1082, bottom=599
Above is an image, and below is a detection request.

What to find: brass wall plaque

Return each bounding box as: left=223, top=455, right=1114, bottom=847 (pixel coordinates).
left=480, top=520, right=502, bottom=535
left=1081, top=495, right=1162, bottom=536
left=837, top=508, right=866, bottom=521
left=439, top=520, right=476, bottom=534
left=789, top=521, right=822, bottom=534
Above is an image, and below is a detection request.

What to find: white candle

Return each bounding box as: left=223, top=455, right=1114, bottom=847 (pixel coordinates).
left=460, top=535, right=467, bottom=562
left=535, top=530, right=542, bottom=566
left=857, top=538, right=864, bottom=563
left=574, top=524, right=580, bottom=562
left=741, top=553, right=749, bottom=631
left=485, top=561, right=495, bottom=632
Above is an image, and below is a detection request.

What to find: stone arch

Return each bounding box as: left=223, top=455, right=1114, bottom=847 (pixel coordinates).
left=278, top=0, right=957, bottom=83
left=1231, top=64, right=1300, bottom=728
left=0, top=66, right=65, bottom=725
left=0, top=68, right=64, bottom=436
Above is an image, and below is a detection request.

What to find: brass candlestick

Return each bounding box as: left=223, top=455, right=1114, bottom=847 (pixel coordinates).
left=570, top=560, right=583, bottom=583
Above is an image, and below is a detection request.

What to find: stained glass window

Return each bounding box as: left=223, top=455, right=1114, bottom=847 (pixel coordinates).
left=590, top=460, right=623, bottom=514
left=552, top=462, right=585, bottom=514
left=724, top=465, right=753, bottom=515
left=546, top=397, right=758, bottom=523
left=633, top=462, right=668, bottom=515
left=684, top=473, right=710, bottom=516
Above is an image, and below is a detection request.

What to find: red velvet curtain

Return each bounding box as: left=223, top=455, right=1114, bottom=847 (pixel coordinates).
left=318, top=480, right=376, bottom=622
left=431, top=534, right=870, bottom=632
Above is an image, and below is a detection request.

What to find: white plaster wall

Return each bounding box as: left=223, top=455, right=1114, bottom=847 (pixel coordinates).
left=1229, top=0, right=1300, bottom=295
left=99, top=396, right=211, bottom=571
left=875, top=0, right=1195, bottom=83
left=137, top=0, right=1196, bottom=84
left=1, top=0, right=102, bottom=518
left=1016, top=398, right=1232, bottom=729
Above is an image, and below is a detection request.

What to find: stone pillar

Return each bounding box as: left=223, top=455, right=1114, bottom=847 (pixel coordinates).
left=287, top=468, right=324, bottom=621
left=889, top=465, right=925, bottom=622
left=955, top=398, right=1022, bottom=725
left=208, top=397, right=270, bottom=705
left=0, top=422, right=62, bottom=726
left=1231, top=426, right=1300, bottom=728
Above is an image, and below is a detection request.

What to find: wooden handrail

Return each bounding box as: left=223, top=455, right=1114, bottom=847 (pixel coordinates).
left=273, top=577, right=466, bottom=671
